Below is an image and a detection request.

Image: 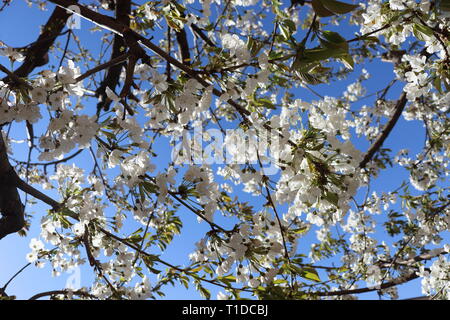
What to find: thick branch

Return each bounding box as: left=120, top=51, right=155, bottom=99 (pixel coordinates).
left=191, top=24, right=216, bottom=47
left=3, top=5, right=75, bottom=82
left=95, top=0, right=130, bottom=114
left=14, top=173, right=60, bottom=210
left=175, top=28, right=190, bottom=65
left=0, top=134, right=25, bottom=240
left=313, top=271, right=419, bottom=297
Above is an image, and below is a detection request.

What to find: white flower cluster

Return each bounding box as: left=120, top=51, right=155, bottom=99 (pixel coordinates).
left=189, top=211, right=288, bottom=288
left=115, top=150, right=156, bottom=188
left=403, top=55, right=432, bottom=101
left=184, top=165, right=220, bottom=222
left=419, top=253, right=450, bottom=299
left=0, top=82, right=42, bottom=125
left=0, top=45, right=24, bottom=62
left=40, top=111, right=100, bottom=161
left=221, top=33, right=251, bottom=64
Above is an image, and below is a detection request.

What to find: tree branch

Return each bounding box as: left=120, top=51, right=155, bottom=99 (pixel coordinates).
left=377, top=248, right=449, bottom=268
left=191, top=24, right=216, bottom=47
left=175, top=28, right=190, bottom=65
left=313, top=271, right=419, bottom=297
left=28, top=289, right=95, bottom=300
left=13, top=173, right=61, bottom=210
left=75, top=52, right=129, bottom=83
left=0, top=134, right=25, bottom=240
left=95, top=0, right=130, bottom=115
left=3, top=5, right=76, bottom=82
left=359, top=92, right=407, bottom=168
left=0, top=63, right=32, bottom=89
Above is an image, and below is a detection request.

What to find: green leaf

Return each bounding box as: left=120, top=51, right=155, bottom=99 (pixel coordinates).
left=198, top=285, right=211, bottom=299
left=324, top=191, right=339, bottom=206
left=247, top=37, right=264, bottom=56
left=413, top=23, right=434, bottom=41
left=279, top=23, right=292, bottom=41
left=221, top=194, right=232, bottom=202
left=306, top=47, right=347, bottom=61
left=296, top=71, right=323, bottom=84
left=444, top=77, right=450, bottom=92
left=254, top=97, right=276, bottom=109
left=338, top=53, right=354, bottom=70
left=273, top=279, right=288, bottom=285
left=292, top=226, right=309, bottom=234
left=320, top=0, right=359, bottom=15
left=311, top=0, right=335, bottom=17
left=101, top=130, right=116, bottom=140
left=142, top=181, right=158, bottom=194
left=147, top=266, right=161, bottom=274
left=311, top=0, right=334, bottom=17
left=414, top=23, right=433, bottom=37
left=301, top=267, right=321, bottom=282
left=143, top=254, right=160, bottom=263
left=302, top=48, right=333, bottom=62
left=218, top=275, right=237, bottom=286
left=320, top=31, right=349, bottom=51
left=310, top=65, right=332, bottom=74
left=282, top=19, right=296, bottom=33
left=433, top=76, right=443, bottom=94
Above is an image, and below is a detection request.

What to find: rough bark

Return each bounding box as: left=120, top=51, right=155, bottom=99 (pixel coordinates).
left=0, top=134, right=24, bottom=240
left=95, top=0, right=131, bottom=114
left=0, top=5, right=77, bottom=239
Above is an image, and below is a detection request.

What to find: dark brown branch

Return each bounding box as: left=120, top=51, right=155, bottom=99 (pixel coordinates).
left=315, top=248, right=449, bottom=297
left=0, top=134, right=25, bottom=240
left=0, top=63, right=32, bottom=90
left=347, top=23, right=392, bottom=43
left=28, top=289, right=95, bottom=300
left=76, top=53, right=129, bottom=83
left=0, top=288, right=8, bottom=298
left=257, top=154, right=290, bottom=261
left=14, top=173, right=61, bottom=210
left=166, top=26, right=172, bottom=80
left=175, top=28, right=190, bottom=65
left=1, top=262, right=31, bottom=292
left=191, top=24, right=216, bottom=47
left=0, top=22, right=81, bottom=240
left=3, top=5, right=76, bottom=82
left=313, top=271, right=419, bottom=297
left=95, top=0, right=130, bottom=115
left=14, top=30, right=70, bottom=51
left=359, top=92, right=407, bottom=168
left=378, top=248, right=449, bottom=268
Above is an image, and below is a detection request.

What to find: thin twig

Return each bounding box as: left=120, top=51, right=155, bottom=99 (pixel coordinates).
left=359, top=92, right=407, bottom=168
left=75, top=52, right=130, bottom=83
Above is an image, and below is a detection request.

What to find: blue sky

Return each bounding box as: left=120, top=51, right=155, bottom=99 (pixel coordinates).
left=0, top=0, right=445, bottom=300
